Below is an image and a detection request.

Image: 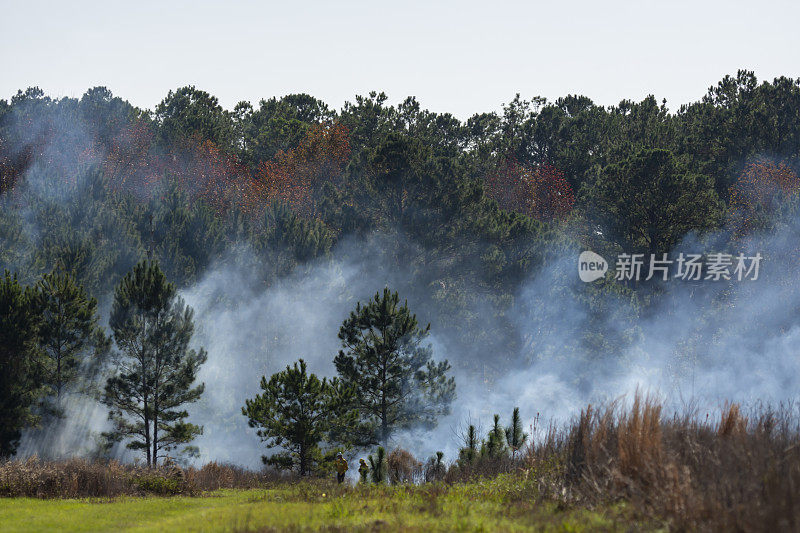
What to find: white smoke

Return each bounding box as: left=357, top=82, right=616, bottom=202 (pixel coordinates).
left=7, top=96, right=800, bottom=467
left=15, top=207, right=800, bottom=466
left=175, top=213, right=800, bottom=467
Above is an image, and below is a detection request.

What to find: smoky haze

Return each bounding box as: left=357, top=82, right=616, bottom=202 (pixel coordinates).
left=176, top=213, right=800, bottom=467
left=6, top=96, right=800, bottom=469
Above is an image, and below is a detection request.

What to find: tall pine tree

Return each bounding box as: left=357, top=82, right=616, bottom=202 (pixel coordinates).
left=334, top=288, right=455, bottom=445
left=0, top=271, right=45, bottom=457
left=102, top=260, right=206, bottom=466
left=34, top=270, right=108, bottom=406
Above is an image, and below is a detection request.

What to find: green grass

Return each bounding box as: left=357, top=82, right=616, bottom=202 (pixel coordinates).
left=0, top=476, right=659, bottom=532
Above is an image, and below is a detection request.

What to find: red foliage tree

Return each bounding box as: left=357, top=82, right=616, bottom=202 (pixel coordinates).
left=104, top=122, right=249, bottom=215
left=484, top=159, right=574, bottom=222
left=166, top=136, right=248, bottom=215
left=252, top=122, right=350, bottom=217
left=730, top=157, right=800, bottom=234
left=0, top=136, right=23, bottom=195
left=103, top=118, right=160, bottom=198
left=4, top=116, right=351, bottom=222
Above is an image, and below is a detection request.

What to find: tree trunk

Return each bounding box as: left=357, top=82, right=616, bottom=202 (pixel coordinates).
left=143, top=353, right=151, bottom=467
left=56, top=346, right=62, bottom=402
left=153, top=403, right=158, bottom=467
left=381, top=394, right=388, bottom=446
left=380, top=344, right=389, bottom=446
left=55, top=306, right=62, bottom=403
left=144, top=393, right=151, bottom=467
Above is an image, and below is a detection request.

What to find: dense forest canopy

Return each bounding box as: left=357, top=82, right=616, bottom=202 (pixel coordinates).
left=3, top=72, right=797, bottom=292
left=2, top=70, right=800, bottom=464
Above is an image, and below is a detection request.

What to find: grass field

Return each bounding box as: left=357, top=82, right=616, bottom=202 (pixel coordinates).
left=0, top=477, right=655, bottom=532
left=4, top=399, right=799, bottom=531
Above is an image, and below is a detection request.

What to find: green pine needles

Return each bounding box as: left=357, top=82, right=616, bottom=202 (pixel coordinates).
left=102, top=260, right=207, bottom=467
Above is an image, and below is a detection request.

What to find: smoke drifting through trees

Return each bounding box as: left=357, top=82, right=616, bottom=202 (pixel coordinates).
left=2, top=76, right=800, bottom=467
left=181, top=220, right=800, bottom=466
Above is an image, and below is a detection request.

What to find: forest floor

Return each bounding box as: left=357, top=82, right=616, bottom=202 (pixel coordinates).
left=0, top=477, right=659, bottom=532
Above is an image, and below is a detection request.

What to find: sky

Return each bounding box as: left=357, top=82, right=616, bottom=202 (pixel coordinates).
left=2, top=0, right=800, bottom=118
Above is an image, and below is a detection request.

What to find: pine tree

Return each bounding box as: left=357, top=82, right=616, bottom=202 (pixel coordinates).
left=587, top=148, right=723, bottom=255
left=425, top=451, right=446, bottom=482
left=458, top=424, right=478, bottom=465
left=242, top=359, right=358, bottom=476
left=102, top=260, right=206, bottom=466
left=0, top=271, right=45, bottom=457
left=334, top=288, right=456, bottom=445
left=368, top=446, right=387, bottom=484
left=261, top=201, right=333, bottom=263
left=505, top=407, right=528, bottom=460
left=484, top=414, right=507, bottom=458
left=34, top=270, right=109, bottom=406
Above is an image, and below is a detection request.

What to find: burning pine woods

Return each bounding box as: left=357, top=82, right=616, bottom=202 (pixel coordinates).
left=3, top=3, right=800, bottom=530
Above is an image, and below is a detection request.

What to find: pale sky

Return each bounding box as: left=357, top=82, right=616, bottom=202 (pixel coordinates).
left=2, top=0, right=800, bottom=118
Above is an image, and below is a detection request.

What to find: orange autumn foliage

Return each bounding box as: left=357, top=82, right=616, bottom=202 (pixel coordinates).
left=253, top=122, right=350, bottom=217
left=103, top=118, right=159, bottom=197
left=101, top=120, right=350, bottom=218
left=730, top=158, right=800, bottom=234
left=485, top=159, right=574, bottom=222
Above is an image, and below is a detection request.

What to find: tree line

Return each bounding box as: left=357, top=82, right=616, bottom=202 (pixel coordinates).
left=0, top=262, right=205, bottom=464
left=1, top=261, right=456, bottom=468
left=2, top=71, right=800, bottom=464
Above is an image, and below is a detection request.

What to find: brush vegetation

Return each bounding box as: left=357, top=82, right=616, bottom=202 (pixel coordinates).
left=2, top=396, right=798, bottom=531
left=3, top=75, right=800, bottom=530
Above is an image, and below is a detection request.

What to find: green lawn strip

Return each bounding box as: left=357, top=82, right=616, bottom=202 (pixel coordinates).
left=131, top=488, right=637, bottom=532
left=0, top=486, right=661, bottom=532
left=0, top=493, right=238, bottom=532
left=149, top=491, right=523, bottom=532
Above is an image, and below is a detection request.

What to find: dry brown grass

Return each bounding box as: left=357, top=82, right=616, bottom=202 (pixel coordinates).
left=187, top=461, right=286, bottom=491
left=0, top=457, right=281, bottom=498
left=0, top=457, right=134, bottom=498
left=519, top=394, right=800, bottom=531
left=4, top=397, right=799, bottom=531
left=444, top=455, right=516, bottom=482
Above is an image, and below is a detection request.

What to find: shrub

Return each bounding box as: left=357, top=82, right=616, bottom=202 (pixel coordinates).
left=0, top=457, right=280, bottom=498
left=387, top=448, right=422, bottom=484
left=132, top=474, right=185, bottom=495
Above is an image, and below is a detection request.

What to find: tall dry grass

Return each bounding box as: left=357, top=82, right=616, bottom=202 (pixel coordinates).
left=522, top=394, right=800, bottom=531
left=3, top=396, right=799, bottom=531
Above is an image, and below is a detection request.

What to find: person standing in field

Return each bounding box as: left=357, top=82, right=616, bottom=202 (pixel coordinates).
left=335, top=453, right=348, bottom=483
left=358, top=458, right=369, bottom=483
